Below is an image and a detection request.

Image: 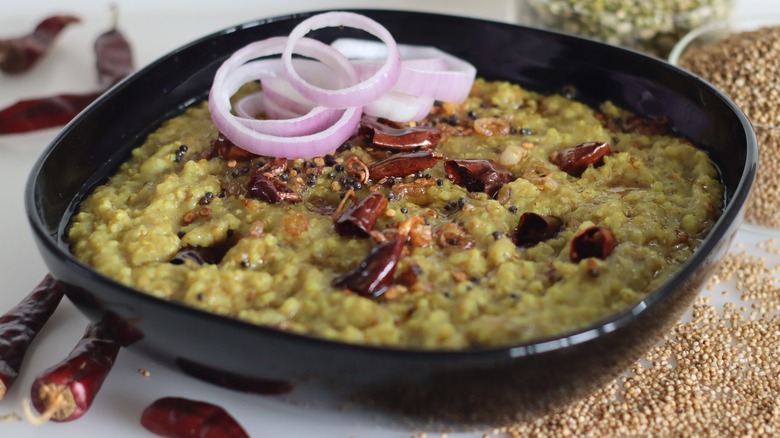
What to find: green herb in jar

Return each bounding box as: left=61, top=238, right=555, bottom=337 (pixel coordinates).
left=523, top=0, right=734, bottom=56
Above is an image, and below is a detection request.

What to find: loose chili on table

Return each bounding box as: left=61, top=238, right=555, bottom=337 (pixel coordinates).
left=0, top=15, right=80, bottom=74
left=27, top=320, right=121, bottom=423
left=0, top=13, right=133, bottom=134
left=0, top=275, right=64, bottom=400
left=141, top=397, right=250, bottom=438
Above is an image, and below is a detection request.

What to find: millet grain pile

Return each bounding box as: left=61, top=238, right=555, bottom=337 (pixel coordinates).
left=490, top=238, right=780, bottom=437
left=678, top=26, right=780, bottom=229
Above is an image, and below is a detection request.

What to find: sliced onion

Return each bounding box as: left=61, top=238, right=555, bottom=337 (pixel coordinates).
left=233, top=92, right=267, bottom=119
left=261, top=76, right=316, bottom=115
left=254, top=93, right=300, bottom=120
left=364, top=91, right=435, bottom=122
left=261, top=58, right=353, bottom=115
left=208, top=12, right=479, bottom=159
left=232, top=91, right=345, bottom=137
left=352, top=57, right=448, bottom=81
left=331, top=38, right=476, bottom=102
left=282, top=12, right=401, bottom=108
left=209, top=36, right=361, bottom=158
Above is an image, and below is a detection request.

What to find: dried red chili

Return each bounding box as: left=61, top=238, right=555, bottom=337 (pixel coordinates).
left=94, top=11, right=133, bottom=90
left=141, top=397, right=250, bottom=438
left=0, top=15, right=80, bottom=74
left=246, top=171, right=281, bottom=203
left=334, top=192, right=388, bottom=238
left=211, top=133, right=257, bottom=161
left=175, top=357, right=293, bottom=395
left=358, top=116, right=441, bottom=151
left=368, top=150, right=442, bottom=180
left=28, top=320, right=121, bottom=422
left=333, top=236, right=406, bottom=298
left=0, top=275, right=64, bottom=400
left=0, top=14, right=133, bottom=134
left=512, top=212, right=563, bottom=247
left=549, top=141, right=612, bottom=177
left=245, top=170, right=301, bottom=203
left=0, top=92, right=101, bottom=133
left=570, top=226, right=616, bottom=262
left=443, top=159, right=516, bottom=197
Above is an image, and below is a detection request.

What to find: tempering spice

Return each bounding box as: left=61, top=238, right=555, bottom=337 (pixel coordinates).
left=488, top=239, right=780, bottom=437
left=678, top=26, right=780, bottom=229
left=524, top=0, right=734, bottom=56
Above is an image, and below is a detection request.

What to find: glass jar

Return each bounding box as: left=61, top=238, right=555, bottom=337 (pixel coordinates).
left=520, top=0, right=735, bottom=57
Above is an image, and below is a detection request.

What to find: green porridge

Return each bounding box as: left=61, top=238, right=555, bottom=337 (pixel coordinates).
left=68, top=79, right=723, bottom=349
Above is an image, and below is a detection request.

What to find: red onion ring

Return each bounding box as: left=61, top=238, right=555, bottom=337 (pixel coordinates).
left=282, top=12, right=401, bottom=108
left=218, top=53, right=347, bottom=137
left=233, top=92, right=267, bottom=119
left=364, top=91, right=434, bottom=122
left=208, top=12, right=478, bottom=159
left=331, top=38, right=476, bottom=102
left=209, top=36, right=361, bottom=158
left=261, top=76, right=316, bottom=115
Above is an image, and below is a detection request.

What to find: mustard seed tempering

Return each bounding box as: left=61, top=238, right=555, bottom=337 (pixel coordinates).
left=678, top=26, right=780, bottom=229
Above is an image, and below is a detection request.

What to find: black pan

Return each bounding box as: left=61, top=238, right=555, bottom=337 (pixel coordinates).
left=25, top=9, right=756, bottom=424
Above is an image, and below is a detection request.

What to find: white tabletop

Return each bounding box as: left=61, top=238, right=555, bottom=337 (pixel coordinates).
left=0, top=1, right=775, bottom=437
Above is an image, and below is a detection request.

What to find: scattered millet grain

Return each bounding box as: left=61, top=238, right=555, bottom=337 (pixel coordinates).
left=498, top=239, right=780, bottom=437
left=678, top=26, right=780, bottom=229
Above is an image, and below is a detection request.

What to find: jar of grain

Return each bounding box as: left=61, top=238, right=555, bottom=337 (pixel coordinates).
left=670, top=19, right=780, bottom=234
left=518, top=0, right=735, bottom=57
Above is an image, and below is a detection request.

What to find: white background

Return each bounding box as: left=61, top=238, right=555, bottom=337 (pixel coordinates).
left=0, top=1, right=776, bottom=437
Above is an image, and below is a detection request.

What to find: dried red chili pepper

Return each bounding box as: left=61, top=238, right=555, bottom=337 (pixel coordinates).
left=94, top=12, right=133, bottom=89
left=176, top=357, right=293, bottom=395
left=211, top=133, right=257, bottom=161
left=333, top=236, right=406, bottom=298
left=0, top=275, right=64, bottom=400
left=549, top=141, right=612, bottom=177
left=443, top=159, right=516, bottom=197
left=512, top=212, right=563, bottom=247
left=334, top=192, right=388, bottom=238
left=28, top=320, right=121, bottom=422
left=141, top=397, right=250, bottom=438
left=368, top=150, right=442, bottom=180
left=0, top=15, right=80, bottom=74
left=0, top=14, right=133, bottom=134
left=570, top=226, right=616, bottom=262
left=358, top=116, right=441, bottom=151
left=0, top=92, right=101, bottom=133
left=245, top=169, right=302, bottom=204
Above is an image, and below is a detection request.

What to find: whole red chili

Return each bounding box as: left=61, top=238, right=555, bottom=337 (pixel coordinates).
left=94, top=9, right=133, bottom=90
left=27, top=320, right=121, bottom=423
left=334, top=192, right=388, bottom=238
left=570, top=226, right=616, bottom=262
left=549, top=141, right=612, bottom=177
left=512, top=213, right=563, bottom=247
left=141, top=397, right=250, bottom=438
left=0, top=92, right=101, bottom=134
left=0, top=15, right=80, bottom=74
left=333, top=236, right=406, bottom=298
left=358, top=116, right=441, bottom=151
left=246, top=171, right=282, bottom=203
left=0, top=12, right=133, bottom=134
left=211, top=133, right=257, bottom=161
left=0, top=275, right=64, bottom=400
left=367, top=150, right=442, bottom=180
left=444, top=159, right=516, bottom=197
left=176, top=358, right=293, bottom=395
